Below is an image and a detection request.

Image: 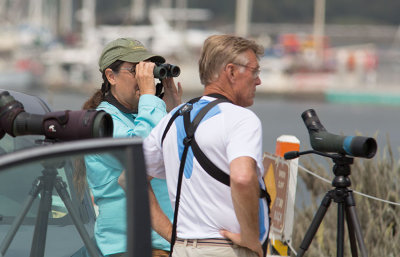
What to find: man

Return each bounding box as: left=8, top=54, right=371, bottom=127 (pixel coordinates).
left=143, top=34, right=269, bottom=257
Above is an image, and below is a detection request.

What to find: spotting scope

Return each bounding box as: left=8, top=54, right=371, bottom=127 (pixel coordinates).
left=302, top=109, right=377, bottom=158
left=0, top=91, right=113, bottom=141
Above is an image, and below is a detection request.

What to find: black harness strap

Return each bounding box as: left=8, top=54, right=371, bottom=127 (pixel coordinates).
left=191, top=140, right=231, bottom=186
left=165, top=94, right=271, bottom=256
left=182, top=97, right=231, bottom=182
left=169, top=128, right=190, bottom=254
left=168, top=95, right=229, bottom=255
left=161, top=97, right=200, bottom=145
left=161, top=95, right=232, bottom=186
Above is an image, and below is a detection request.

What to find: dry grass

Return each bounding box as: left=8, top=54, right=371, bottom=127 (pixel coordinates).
left=291, top=141, right=400, bottom=257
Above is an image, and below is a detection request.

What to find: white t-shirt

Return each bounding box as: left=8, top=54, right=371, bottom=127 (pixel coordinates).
left=143, top=96, right=269, bottom=242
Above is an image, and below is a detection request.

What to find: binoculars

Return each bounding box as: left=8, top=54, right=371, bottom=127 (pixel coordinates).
left=153, top=63, right=180, bottom=80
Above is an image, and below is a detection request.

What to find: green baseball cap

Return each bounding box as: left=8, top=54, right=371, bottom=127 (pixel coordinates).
left=98, top=38, right=165, bottom=72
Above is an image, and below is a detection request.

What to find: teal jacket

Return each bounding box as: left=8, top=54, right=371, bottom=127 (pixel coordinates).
left=85, top=94, right=173, bottom=255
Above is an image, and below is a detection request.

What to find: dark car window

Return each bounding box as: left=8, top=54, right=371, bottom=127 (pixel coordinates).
left=0, top=146, right=125, bottom=257
left=0, top=90, right=98, bottom=257
left=0, top=90, right=151, bottom=257
left=0, top=137, right=151, bottom=257
left=0, top=158, right=69, bottom=220
left=0, top=153, right=99, bottom=257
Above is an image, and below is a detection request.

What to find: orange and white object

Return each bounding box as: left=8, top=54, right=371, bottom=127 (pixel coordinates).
left=275, top=135, right=300, bottom=157
left=276, top=135, right=299, bottom=244
left=265, top=135, right=300, bottom=256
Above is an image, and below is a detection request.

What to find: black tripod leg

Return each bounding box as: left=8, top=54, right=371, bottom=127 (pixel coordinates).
left=0, top=178, right=42, bottom=256
left=345, top=206, right=358, bottom=257
left=345, top=191, right=368, bottom=257
left=297, top=191, right=333, bottom=257
left=337, top=202, right=345, bottom=257
left=30, top=172, right=56, bottom=257
left=54, top=177, right=99, bottom=257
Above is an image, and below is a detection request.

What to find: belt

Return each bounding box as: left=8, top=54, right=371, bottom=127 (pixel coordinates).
left=175, top=238, right=234, bottom=247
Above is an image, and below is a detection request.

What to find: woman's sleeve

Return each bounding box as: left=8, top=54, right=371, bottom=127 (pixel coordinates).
left=133, top=94, right=167, bottom=138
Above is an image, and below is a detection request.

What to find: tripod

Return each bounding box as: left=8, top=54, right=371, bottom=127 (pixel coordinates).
left=0, top=159, right=99, bottom=257
left=297, top=155, right=368, bottom=257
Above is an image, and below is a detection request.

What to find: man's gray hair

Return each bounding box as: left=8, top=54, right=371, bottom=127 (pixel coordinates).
left=198, top=34, right=264, bottom=85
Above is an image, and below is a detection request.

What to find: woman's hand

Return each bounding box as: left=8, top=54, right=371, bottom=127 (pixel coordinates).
left=135, top=62, right=156, bottom=95
left=162, top=77, right=183, bottom=112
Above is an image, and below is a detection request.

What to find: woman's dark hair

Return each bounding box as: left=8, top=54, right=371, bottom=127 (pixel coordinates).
left=82, top=60, right=125, bottom=110
left=74, top=60, right=124, bottom=199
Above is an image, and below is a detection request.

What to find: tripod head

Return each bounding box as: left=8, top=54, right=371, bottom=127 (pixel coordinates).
left=285, top=150, right=353, bottom=189
left=285, top=150, right=353, bottom=174
left=33, top=138, right=67, bottom=171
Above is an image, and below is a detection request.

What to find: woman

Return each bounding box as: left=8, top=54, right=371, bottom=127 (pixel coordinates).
left=82, top=38, right=182, bottom=257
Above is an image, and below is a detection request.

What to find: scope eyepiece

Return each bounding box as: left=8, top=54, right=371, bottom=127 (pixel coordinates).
left=301, top=109, right=327, bottom=132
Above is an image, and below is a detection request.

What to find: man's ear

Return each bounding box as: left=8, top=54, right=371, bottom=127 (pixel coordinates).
left=105, top=68, right=116, bottom=85
left=225, top=63, right=236, bottom=83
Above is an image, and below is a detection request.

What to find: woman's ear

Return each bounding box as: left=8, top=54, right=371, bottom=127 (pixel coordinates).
left=105, top=68, right=116, bottom=85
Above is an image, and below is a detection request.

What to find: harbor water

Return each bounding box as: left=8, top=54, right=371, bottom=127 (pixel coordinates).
left=32, top=89, right=400, bottom=157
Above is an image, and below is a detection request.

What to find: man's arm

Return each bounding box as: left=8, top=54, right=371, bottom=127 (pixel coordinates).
left=220, top=156, right=263, bottom=257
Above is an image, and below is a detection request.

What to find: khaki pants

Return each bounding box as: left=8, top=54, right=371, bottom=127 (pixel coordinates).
left=172, top=238, right=258, bottom=257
